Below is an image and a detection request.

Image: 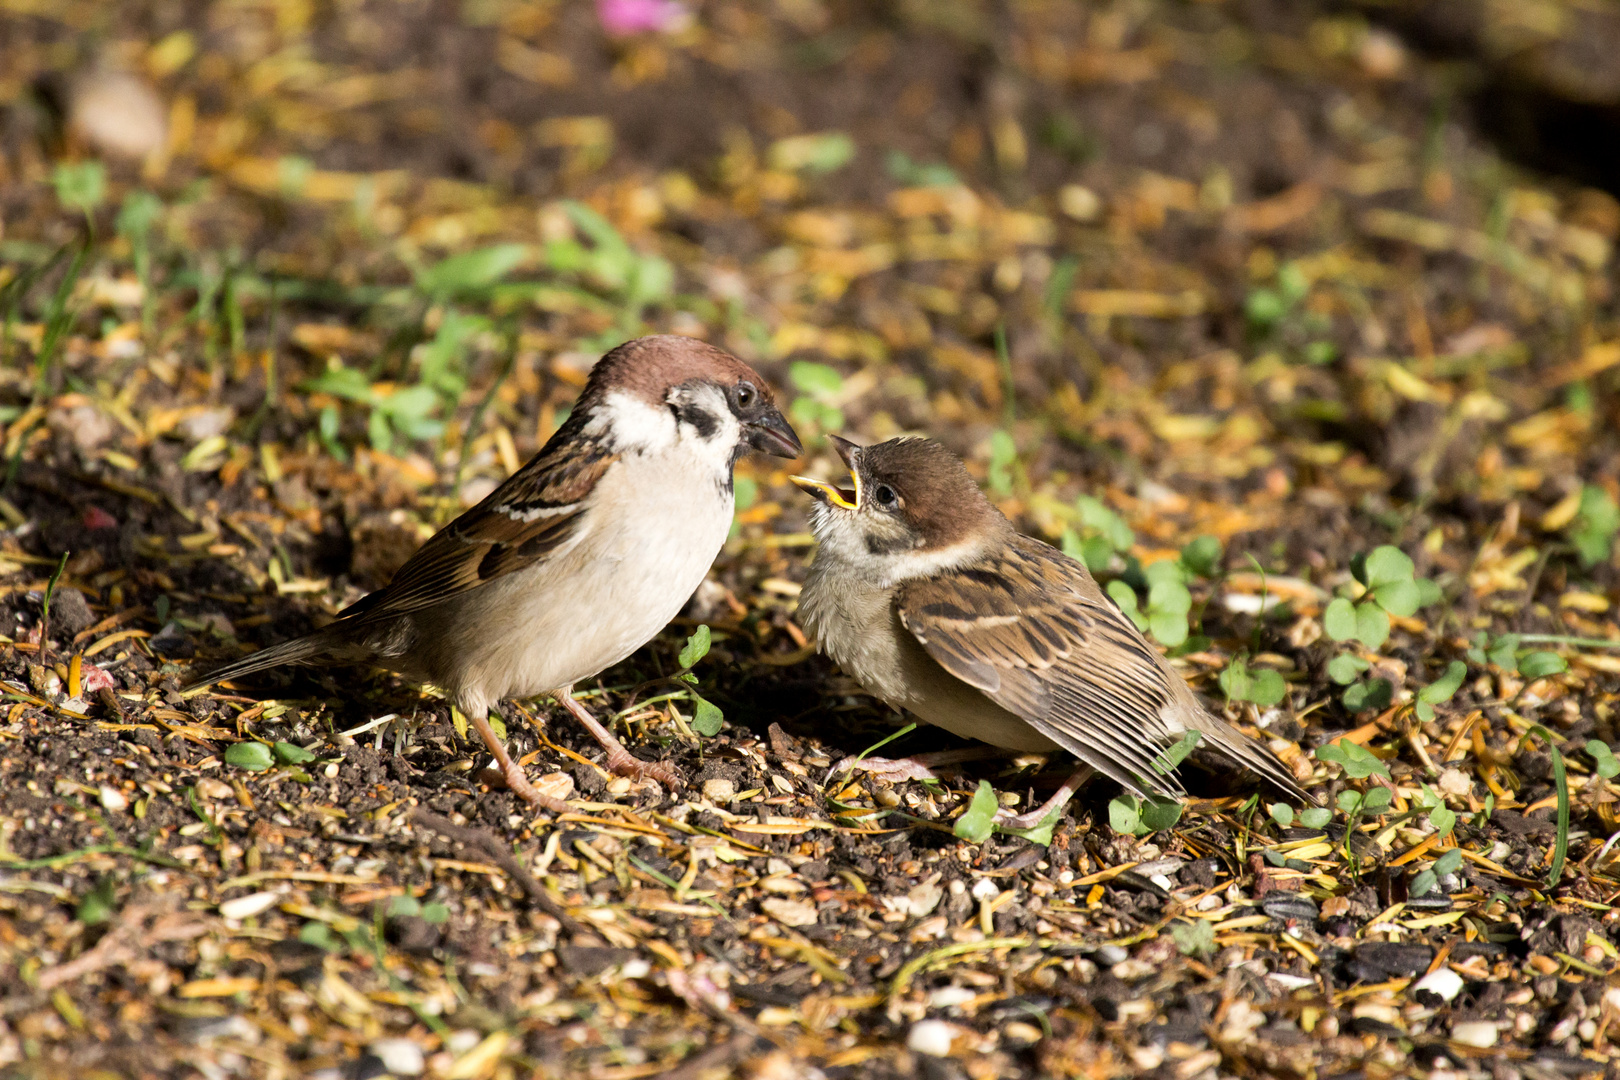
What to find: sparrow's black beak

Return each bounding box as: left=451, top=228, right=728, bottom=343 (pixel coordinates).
left=745, top=407, right=802, bottom=459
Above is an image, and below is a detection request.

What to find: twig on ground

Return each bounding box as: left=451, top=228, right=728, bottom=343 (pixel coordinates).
left=408, top=807, right=587, bottom=935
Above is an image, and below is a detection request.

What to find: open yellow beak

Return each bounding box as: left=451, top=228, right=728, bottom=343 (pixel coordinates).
left=790, top=469, right=859, bottom=510
left=790, top=435, right=863, bottom=510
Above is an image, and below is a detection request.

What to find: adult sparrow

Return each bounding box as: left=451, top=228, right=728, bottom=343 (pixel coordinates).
left=792, top=435, right=1313, bottom=827
left=186, top=336, right=801, bottom=811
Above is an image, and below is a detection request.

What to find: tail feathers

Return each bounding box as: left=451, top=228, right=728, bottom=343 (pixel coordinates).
left=180, top=633, right=333, bottom=692
left=1192, top=715, right=1320, bottom=807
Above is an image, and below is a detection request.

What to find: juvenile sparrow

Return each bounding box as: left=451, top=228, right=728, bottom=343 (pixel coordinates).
left=793, top=436, right=1313, bottom=828
left=187, top=336, right=801, bottom=811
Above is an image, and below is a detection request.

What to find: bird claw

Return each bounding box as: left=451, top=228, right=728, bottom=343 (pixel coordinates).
left=990, top=805, right=1049, bottom=831
left=827, top=755, right=944, bottom=784
left=605, top=748, right=684, bottom=789
left=479, top=763, right=570, bottom=814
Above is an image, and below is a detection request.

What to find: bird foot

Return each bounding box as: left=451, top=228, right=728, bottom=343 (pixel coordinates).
left=828, top=754, right=944, bottom=784
left=988, top=766, right=1094, bottom=832
left=468, top=713, right=569, bottom=814
left=480, top=763, right=571, bottom=814
left=827, top=747, right=1001, bottom=785
left=554, top=687, right=684, bottom=791
left=604, top=746, right=684, bottom=789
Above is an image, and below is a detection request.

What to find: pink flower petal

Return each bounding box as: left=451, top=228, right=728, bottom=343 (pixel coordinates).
left=80, top=662, right=118, bottom=694
left=83, top=506, right=119, bottom=530
left=596, top=0, right=687, bottom=36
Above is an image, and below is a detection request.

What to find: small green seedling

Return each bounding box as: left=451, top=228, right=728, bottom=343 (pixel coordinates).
left=1299, top=807, right=1332, bottom=829
left=1517, top=651, right=1568, bottom=680
left=1414, top=783, right=1456, bottom=838
left=225, top=740, right=275, bottom=771
left=1410, top=847, right=1464, bottom=898
left=676, top=625, right=724, bottom=736
left=1269, top=800, right=1330, bottom=831
left=1245, top=262, right=1309, bottom=330
left=1466, top=632, right=1569, bottom=684
left=1062, top=495, right=1134, bottom=575
left=389, top=894, right=450, bottom=924
left=1413, top=660, right=1467, bottom=722
left=544, top=202, right=674, bottom=320
left=415, top=243, right=529, bottom=302
left=768, top=132, right=856, bottom=174
left=1337, top=785, right=1393, bottom=816
left=1323, top=545, right=1443, bottom=712
left=1219, top=652, right=1287, bottom=708
left=952, top=780, right=1063, bottom=845
left=1316, top=738, right=1390, bottom=780
left=986, top=430, right=1018, bottom=497
left=1587, top=740, right=1620, bottom=780
left=75, top=877, right=118, bottom=927
left=954, top=781, right=999, bottom=843
left=1152, top=731, right=1204, bottom=777
left=1324, top=545, right=1436, bottom=652
left=885, top=150, right=958, bottom=188
left=1107, top=792, right=1184, bottom=837
left=53, top=160, right=107, bottom=217
left=1244, top=262, right=1338, bottom=366
left=273, top=741, right=317, bottom=765
left=787, top=361, right=845, bottom=433
left=1171, top=918, right=1216, bottom=958
left=1567, top=485, right=1619, bottom=569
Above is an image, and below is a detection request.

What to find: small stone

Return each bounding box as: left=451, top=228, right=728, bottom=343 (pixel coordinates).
left=1357, top=27, right=1407, bottom=80
left=1094, top=944, right=1128, bottom=965
left=368, top=1038, right=425, bottom=1076
left=760, top=897, right=818, bottom=928
left=1451, top=1020, right=1498, bottom=1048
left=1002, top=1020, right=1043, bottom=1045
left=905, top=875, right=943, bottom=918
left=69, top=68, right=167, bottom=159
left=1437, top=768, right=1472, bottom=798
left=48, top=588, right=95, bottom=637
left=1059, top=184, right=1101, bottom=222
left=177, top=406, right=236, bottom=443
left=1351, top=941, right=1433, bottom=980
left=1412, top=966, right=1464, bottom=1004
left=1112, top=958, right=1155, bottom=981
left=195, top=778, right=233, bottom=801
left=445, top=1030, right=482, bottom=1056
left=219, top=891, right=281, bottom=921
left=928, top=986, right=976, bottom=1009
left=907, top=1019, right=954, bottom=1057
left=98, top=785, right=127, bottom=813
left=534, top=772, right=574, bottom=804
left=702, top=778, right=736, bottom=803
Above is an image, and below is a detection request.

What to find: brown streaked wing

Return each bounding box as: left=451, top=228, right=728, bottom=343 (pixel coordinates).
left=896, top=537, right=1188, bottom=798
left=339, top=441, right=618, bottom=624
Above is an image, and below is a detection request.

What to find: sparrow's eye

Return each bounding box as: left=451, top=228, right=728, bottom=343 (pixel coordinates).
left=734, top=382, right=756, bottom=409
left=871, top=484, right=899, bottom=510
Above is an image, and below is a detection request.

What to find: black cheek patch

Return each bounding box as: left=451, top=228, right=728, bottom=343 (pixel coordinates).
left=864, top=532, right=915, bottom=556
left=676, top=402, right=720, bottom=439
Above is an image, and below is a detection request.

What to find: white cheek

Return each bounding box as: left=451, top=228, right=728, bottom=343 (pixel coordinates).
left=594, top=390, right=678, bottom=452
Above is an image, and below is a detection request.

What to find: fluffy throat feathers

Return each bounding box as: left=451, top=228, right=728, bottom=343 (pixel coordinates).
left=809, top=500, right=991, bottom=588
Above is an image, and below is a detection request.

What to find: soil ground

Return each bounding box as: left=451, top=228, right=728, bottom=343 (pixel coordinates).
left=2, top=0, right=1620, bottom=1077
